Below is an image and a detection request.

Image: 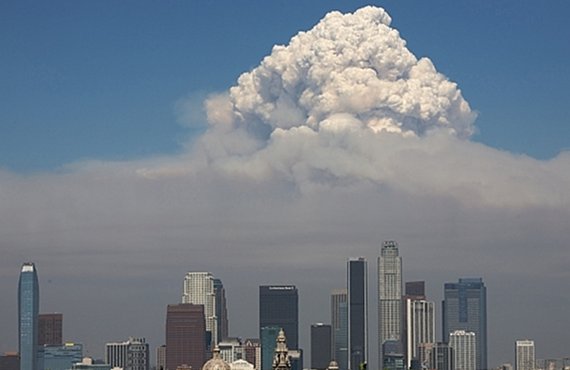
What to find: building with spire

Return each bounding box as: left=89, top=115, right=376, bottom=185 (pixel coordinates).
left=19, top=262, right=39, bottom=370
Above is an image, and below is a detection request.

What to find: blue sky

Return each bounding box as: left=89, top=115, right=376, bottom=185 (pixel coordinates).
left=1, top=1, right=569, bottom=171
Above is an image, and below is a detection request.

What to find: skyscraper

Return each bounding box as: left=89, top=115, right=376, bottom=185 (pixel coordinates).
left=310, top=324, right=332, bottom=370
left=214, top=278, right=229, bottom=342
left=260, top=326, right=281, bottom=370
left=449, top=331, right=476, bottom=370
left=378, top=241, right=402, bottom=366
left=331, top=289, right=348, bottom=370
left=38, top=313, right=63, bottom=346
left=182, top=272, right=217, bottom=347
left=442, top=278, right=487, bottom=370
left=106, top=337, right=149, bottom=370
left=19, top=262, right=39, bottom=370
left=259, top=286, right=299, bottom=349
left=515, top=340, right=535, bottom=370
left=165, top=303, right=206, bottom=370
left=404, top=299, right=435, bottom=368
left=347, top=257, right=367, bottom=370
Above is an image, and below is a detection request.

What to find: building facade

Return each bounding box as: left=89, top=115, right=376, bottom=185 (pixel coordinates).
left=38, top=313, right=63, bottom=346
left=259, top=286, right=299, bottom=350
left=166, top=303, right=207, bottom=370
left=43, top=343, right=83, bottom=370
left=515, top=340, right=535, bottom=370
left=19, top=263, right=40, bottom=370
left=106, top=337, right=149, bottom=370
left=442, top=278, right=487, bottom=370
left=378, top=241, right=402, bottom=367
left=182, top=272, right=218, bottom=347
left=331, top=289, right=348, bottom=370
left=310, top=324, right=332, bottom=370
left=449, top=331, right=476, bottom=370
left=261, top=326, right=281, bottom=370
left=243, top=339, right=261, bottom=370
left=214, top=278, right=229, bottom=342
left=404, top=299, right=435, bottom=368
left=347, top=257, right=367, bottom=370
left=418, top=343, right=454, bottom=370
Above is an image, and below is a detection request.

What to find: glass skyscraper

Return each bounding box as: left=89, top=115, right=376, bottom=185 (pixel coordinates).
left=442, top=278, right=487, bottom=370
left=331, top=289, right=348, bottom=370
left=347, top=257, right=367, bottom=370
left=19, top=262, right=39, bottom=370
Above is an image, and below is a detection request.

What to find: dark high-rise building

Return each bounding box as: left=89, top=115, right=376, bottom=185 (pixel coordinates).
left=39, top=313, right=63, bottom=346
left=331, top=289, right=348, bottom=370
left=310, top=324, right=332, bottom=370
left=442, top=278, right=487, bottom=370
left=214, top=278, right=229, bottom=342
left=19, top=262, right=39, bottom=370
left=165, top=304, right=206, bottom=370
left=259, top=285, right=299, bottom=349
left=261, top=326, right=280, bottom=370
left=347, top=258, right=367, bottom=370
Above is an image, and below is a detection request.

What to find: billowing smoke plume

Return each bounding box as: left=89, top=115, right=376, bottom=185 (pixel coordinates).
left=207, top=6, right=476, bottom=142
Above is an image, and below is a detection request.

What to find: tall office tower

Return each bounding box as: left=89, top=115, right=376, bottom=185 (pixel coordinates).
left=243, top=339, right=261, bottom=370
left=259, top=286, right=299, bottom=349
left=378, top=241, right=402, bottom=367
left=166, top=303, right=207, bottom=370
left=43, top=343, right=83, bottom=370
left=331, top=289, right=348, bottom=370
left=214, top=278, right=229, bottom=342
left=418, top=343, right=454, bottom=370
left=261, top=326, right=280, bottom=370
left=347, top=257, right=367, bottom=370
left=442, top=278, right=487, bottom=370
left=515, top=341, right=535, bottom=370
left=182, top=272, right=218, bottom=347
left=404, top=299, right=435, bottom=368
left=310, top=324, right=332, bottom=370
left=106, top=337, right=149, bottom=370
left=19, top=262, right=39, bottom=370
left=156, top=345, right=166, bottom=370
left=449, top=331, right=476, bottom=370
left=38, top=313, right=63, bottom=346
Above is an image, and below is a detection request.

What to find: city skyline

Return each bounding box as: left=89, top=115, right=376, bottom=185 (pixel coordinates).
left=1, top=3, right=569, bottom=369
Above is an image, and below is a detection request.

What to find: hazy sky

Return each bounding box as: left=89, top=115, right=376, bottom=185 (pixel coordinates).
left=1, top=2, right=569, bottom=369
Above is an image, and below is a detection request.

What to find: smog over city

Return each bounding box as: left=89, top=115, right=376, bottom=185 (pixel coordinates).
left=1, top=3, right=569, bottom=370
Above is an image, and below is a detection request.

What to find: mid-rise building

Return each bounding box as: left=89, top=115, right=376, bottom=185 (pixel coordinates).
left=243, top=339, right=261, bottom=370
left=39, top=313, right=63, bottom=346
left=378, top=241, right=402, bottom=367
left=347, top=257, right=367, bottom=370
left=382, top=340, right=405, bottom=370
left=43, top=343, right=83, bottom=370
left=449, top=331, right=476, bottom=370
left=218, top=338, right=244, bottom=363
left=166, top=303, right=207, bottom=370
left=310, top=324, right=332, bottom=370
left=0, top=352, right=20, bottom=370
left=330, top=289, right=348, bottom=370
left=71, top=358, right=111, bottom=370
left=404, top=299, right=435, bottom=368
left=106, top=337, right=149, bottom=370
left=418, top=343, right=454, bottom=370
left=156, top=345, right=166, bottom=370
left=515, top=341, right=535, bottom=370
left=442, top=278, right=487, bottom=370
left=19, top=263, right=40, bottom=370
left=182, top=272, right=217, bottom=347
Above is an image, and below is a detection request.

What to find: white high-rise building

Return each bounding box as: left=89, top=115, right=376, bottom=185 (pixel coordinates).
left=515, top=340, right=535, bottom=370
left=449, top=330, right=476, bottom=370
left=405, top=299, right=435, bottom=368
left=378, top=241, right=403, bottom=364
left=182, top=271, right=218, bottom=346
left=105, top=337, right=149, bottom=370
